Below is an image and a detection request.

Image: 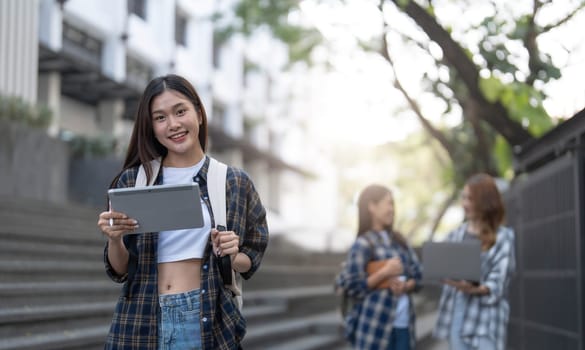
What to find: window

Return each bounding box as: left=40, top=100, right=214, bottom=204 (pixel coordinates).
left=126, top=55, right=153, bottom=90
left=128, top=0, right=146, bottom=19
left=62, top=22, right=102, bottom=67
left=175, top=11, right=188, bottom=47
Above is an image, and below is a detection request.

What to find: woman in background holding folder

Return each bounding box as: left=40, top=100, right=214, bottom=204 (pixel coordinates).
left=336, top=184, right=422, bottom=350
left=96, top=74, right=268, bottom=349
left=433, top=173, right=516, bottom=350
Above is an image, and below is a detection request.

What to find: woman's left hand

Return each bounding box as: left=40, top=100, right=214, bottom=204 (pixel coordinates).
left=211, top=228, right=239, bottom=263
left=388, top=277, right=407, bottom=296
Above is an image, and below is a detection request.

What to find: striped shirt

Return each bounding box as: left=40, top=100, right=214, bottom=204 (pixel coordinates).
left=103, top=156, right=268, bottom=349
left=433, top=223, right=516, bottom=350
left=335, top=230, right=423, bottom=349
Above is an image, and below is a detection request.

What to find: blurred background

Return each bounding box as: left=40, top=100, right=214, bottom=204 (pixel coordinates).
left=1, top=0, right=585, bottom=349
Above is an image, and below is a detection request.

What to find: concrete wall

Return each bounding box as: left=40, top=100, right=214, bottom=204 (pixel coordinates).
left=0, top=120, right=68, bottom=203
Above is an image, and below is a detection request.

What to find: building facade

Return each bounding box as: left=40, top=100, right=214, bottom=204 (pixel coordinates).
left=0, top=0, right=341, bottom=246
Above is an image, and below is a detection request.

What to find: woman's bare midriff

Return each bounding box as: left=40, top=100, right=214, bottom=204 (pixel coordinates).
left=158, top=258, right=202, bottom=295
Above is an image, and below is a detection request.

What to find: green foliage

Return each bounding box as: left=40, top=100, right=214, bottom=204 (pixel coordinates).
left=287, top=28, right=323, bottom=64
left=396, top=0, right=411, bottom=9
left=493, top=135, right=514, bottom=180
left=479, top=76, right=554, bottom=137
left=0, top=95, right=52, bottom=128
left=217, top=0, right=323, bottom=64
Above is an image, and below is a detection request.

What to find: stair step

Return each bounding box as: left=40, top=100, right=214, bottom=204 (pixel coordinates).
left=262, top=333, right=343, bottom=350
left=0, top=301, right=115, bottom=324
left=0, top=260, right=105, bottom=283
left=246, top=269, right=337, bottom=289
left=0, top=221, right=103, bottom=244
left=243, top=310, right=339, bottom=347
left=0, top=324, right=109, bottom=350
left=242, top=303, right=288, bottom=322
left=0, top=196, right=99, bottom=219
left=0, top=260, right=101, bottom=273
left=245, top=285, right=334, bottom=302
left=0, top=239, right=101, bottom=260
left=0, top=281, right=114, bottom=295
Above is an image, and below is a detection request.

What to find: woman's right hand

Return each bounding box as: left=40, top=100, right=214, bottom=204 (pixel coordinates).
left=98, top=210, right=139, bottom=240
left=383, top=257, right=403, bottom=277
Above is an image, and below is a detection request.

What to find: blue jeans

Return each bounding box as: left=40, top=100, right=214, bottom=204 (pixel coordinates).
left=450, top=292, right=495, bottom=350
left=158, top=289, right=202, bottom=350
left=389, top=327, right=410, bottom=350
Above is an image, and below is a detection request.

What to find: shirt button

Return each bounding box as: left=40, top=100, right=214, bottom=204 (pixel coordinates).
left=202, top=317, right=208, bottom=322
left=203, top=264, right=208, bottom=270
left=202, top=289, right=206, bottom=294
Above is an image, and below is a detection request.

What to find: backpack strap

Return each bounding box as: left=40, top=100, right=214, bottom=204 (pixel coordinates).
left=136, top=158, right=161, bottom=187
left=208, top=157, right=243, bottom=309
left=207, top=158, right=227, bottom=227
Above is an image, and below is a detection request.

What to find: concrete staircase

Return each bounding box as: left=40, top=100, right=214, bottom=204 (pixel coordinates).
left=0, top=196, right=443, bottom=350
left=0, top=196, right=114, bottom=350
left=0, top=196, right=348, bottom=350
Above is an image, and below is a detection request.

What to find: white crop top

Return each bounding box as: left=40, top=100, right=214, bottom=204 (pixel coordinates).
left=157, top=158, right=212, bottom=263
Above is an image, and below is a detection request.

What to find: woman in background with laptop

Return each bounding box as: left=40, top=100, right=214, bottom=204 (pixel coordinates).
left=433, top=173, right=516, bottom=350
left=335, top=184, right=422, bottom=350
left=96, top=74, right=268, bottom=349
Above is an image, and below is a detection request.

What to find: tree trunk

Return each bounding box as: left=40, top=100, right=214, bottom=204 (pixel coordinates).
left=427, top=188, right=459, bottom=242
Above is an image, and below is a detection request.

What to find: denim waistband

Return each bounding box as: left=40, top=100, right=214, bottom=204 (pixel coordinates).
left=159, top=288, right=201, bottom=307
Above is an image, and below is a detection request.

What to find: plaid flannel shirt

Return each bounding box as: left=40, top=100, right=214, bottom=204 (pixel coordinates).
left=103, top=156, right=268, bottom=350
left=433, top=223, right=516, bottom=350
left=335, top=230, right=422, bottom=350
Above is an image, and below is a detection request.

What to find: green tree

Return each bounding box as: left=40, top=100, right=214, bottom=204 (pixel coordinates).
left=368, top=0, right=584, bottom=237
left=214, top=0, right=322, bottom=64
left=224, top=0, right=585, bottom=240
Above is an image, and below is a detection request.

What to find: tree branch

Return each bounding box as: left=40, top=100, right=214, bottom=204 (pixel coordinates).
left=389, top=0, right=534, bottom=146
left=380, top=30, right=458, bottom=160
left=541, top=2, right=585, bottom=33
left=426, top=187, right=459, bottom=242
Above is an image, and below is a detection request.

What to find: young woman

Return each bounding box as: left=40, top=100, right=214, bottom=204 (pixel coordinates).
left=433, top=173, right=516, bottom=350
left=336, top=184, right=422, bottom=350
left=97, top=74, right=269, bottom=350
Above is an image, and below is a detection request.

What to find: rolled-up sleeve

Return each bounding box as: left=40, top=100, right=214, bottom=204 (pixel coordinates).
left=406, top=245, right=423, bottom=292
left=238, top=172, right=268, bottom=280
left=103, top=169, right=133, bottom=283
left=104, top=240, right=129, bottom=283
left=335, top=238, right=372, bottom=300
left=481, top=229, right=516, bottom=305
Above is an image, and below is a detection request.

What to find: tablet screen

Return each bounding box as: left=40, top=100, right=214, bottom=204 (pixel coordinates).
left=108, top=183, right=204, bottom=234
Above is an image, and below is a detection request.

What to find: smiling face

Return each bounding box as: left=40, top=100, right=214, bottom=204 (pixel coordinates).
left=150, top=89, right=204, bottom=167
left=369, top=192, right=395, bottom=230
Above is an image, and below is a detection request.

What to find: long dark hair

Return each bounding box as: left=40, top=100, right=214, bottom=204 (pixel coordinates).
left=109, top=74, right=208, bottom=188
left=465, top=173, right=505, bottom=250
left=357, top=184, right=407, bottom=248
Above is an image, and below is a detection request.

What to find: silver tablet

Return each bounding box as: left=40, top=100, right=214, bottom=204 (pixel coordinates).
left=421, top=241, right=482, bottom=284
left=108, top=183, right=204, bottom=234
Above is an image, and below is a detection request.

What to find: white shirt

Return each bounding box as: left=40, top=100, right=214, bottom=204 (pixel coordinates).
left=393, top=275, right=410, bottom=328
left=157, top=158, right=212, bottom=263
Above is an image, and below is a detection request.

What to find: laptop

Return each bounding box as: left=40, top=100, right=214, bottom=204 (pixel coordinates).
left=108, top=183, right=204, bottom=234
left=421, top=240, right=481, bottom=284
